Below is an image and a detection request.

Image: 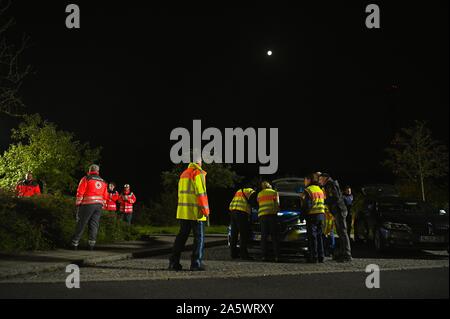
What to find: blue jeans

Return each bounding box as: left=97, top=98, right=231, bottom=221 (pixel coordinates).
left=170, top=220, right=205, bottom=268
left=306, top=214, right=325, bottom=260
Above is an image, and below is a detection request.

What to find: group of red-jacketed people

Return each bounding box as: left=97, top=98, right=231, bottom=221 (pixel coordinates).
left=15, top=166, right=137, bottom=251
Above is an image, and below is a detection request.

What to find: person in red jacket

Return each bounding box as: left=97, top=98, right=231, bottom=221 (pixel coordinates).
left=118, top=184, right=136, bottom=225
left=71, top=164, right=108, bottom=250
left=103, top=182, right=119, bottom=217
left=16, top=172, right=41, bottom=197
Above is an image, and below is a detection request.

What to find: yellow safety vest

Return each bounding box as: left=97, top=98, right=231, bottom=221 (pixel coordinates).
left=304, top=185, right=326, bottom=215
left=176, top=163, right=209, bottom=221
left=229, top=188, right=255, bottom=214
left=257, top=189, right=279, bottom=217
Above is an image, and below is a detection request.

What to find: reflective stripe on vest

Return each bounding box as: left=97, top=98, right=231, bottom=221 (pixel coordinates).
left=80, top=195, right=105, bottom=206
left=257, top=189, right=279, bottom=217
left=176, top=163, right=209, bottom=221
left=305, top=185, right=326, bottom=215
left=229, top=188, right=255, bottom=214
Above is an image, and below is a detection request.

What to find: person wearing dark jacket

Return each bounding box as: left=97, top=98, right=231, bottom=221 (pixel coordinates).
left=343, top=186, right=354, bottom=240
left=319, top=173, right=352, bottom=262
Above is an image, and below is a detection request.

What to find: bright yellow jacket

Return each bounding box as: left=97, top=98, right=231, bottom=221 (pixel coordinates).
left=257, top=188, right=279, bottom=217
left=176, top=163, right=209, bottom=221
left=229, top=188, right=255, bottom=214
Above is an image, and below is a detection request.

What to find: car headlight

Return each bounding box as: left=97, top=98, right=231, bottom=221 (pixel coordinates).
left=382, top=222, right=411, bottom=232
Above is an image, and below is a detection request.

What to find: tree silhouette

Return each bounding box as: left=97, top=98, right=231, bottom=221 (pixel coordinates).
left=383, top=121, right=449, bottom=201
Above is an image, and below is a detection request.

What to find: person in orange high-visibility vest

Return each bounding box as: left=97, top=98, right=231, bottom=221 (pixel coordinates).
left=118, top=184, right=136, bottom=225
left=16, top=172, right=41, bottom=197
left=302, top=173, right=326, bottom=263
left=229, top=185, right=256, bottom=260
left=71, top=164, right=108, bottom=250
left=169, top=156, right=209, bottom=272
left=257, top=181, right=280, bottom=262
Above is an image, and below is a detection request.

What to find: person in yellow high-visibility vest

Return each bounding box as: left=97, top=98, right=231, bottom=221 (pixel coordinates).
left=229, top=186, right=256, bottom=260
left=169, top=158, right=210, bottom=272
left=302, top=173, right=326, bottom=263
left=257, top=181, right=281, bottom=262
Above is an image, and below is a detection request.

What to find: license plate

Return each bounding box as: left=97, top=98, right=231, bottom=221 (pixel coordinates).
left=420, top=236, right=445, bottom=243
left=253, top=234, right=261, bottom=241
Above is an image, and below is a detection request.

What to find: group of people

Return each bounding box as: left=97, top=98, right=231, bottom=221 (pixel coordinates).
left=228, top=172, right=353, bottom=264
left=168, top=158, right=354, bottom=271
left=72, top=164, right=137, bottom=250
left=14, top=167, right=137, bottom=251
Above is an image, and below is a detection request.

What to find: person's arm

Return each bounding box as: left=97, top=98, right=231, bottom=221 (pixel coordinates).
left=75, top=177, right=87, bottom=206
left=194, top=172, right=210, bottom=216
left=129, top=193, right=136, bottom=204
left=302, top=190, right=313, bottom=212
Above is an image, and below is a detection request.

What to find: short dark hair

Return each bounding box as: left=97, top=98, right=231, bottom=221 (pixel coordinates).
left=306, top=173, right=319, bottom=184
left=320, top=172, right=330, bottom=178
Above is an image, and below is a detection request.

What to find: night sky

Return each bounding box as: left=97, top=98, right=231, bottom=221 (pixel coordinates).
left=1, top=1, right=449, bottom=201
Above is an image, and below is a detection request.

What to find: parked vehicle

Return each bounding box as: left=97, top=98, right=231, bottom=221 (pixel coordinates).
left=228, top=178, right=309, bottom=254
left=354, top=187, right=449, bottom=252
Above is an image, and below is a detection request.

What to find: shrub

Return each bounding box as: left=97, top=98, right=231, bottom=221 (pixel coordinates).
left=0, top=190, right=137, bottom=252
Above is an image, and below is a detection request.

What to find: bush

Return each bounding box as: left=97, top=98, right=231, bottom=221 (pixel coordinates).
left=0, top=190, right=137, bottom=252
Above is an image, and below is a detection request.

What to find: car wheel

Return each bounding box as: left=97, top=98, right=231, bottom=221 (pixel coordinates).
left=374, top=228, right=385, bottom=253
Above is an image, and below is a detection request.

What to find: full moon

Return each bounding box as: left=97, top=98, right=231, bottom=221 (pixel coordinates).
left=267, top=50, right=272, bottom=56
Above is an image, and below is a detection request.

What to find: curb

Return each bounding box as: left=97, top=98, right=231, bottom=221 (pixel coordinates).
left=0, top=239, right=228, bottom=280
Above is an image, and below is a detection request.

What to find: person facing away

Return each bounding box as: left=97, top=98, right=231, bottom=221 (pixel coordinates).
left=229, top=185, right=256, bottom=260
left=257, top=181, right=281, bottom=262
left=16, top=172, right=41, bottom=197
left=169, top=157, right=210, bottom=271
left=71, top=164, right=108, bottom=251
left=342, top=185, right=354, bottom=240
left=319, top=173, right=352, bottom=262
left=118, top=184, right=136, bottom=224
left=302, top=173, right=326, bottom=263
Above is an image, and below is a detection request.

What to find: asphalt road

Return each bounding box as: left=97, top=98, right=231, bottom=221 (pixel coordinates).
left=0, top=268, right=448, bottom=299
left=0, top=244, right=448, bottom=299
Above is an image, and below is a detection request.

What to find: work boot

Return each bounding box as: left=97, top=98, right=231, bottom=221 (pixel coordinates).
left=337, top=256, right=353, bottom=263
left=71, top=245, right=78, bottom=251
left=168, top=262, right=183, bottom=271
left=88, top=245, right=95, bottom=251
left=318, top=257, right=325, bottom=263
left=190, top=265, right=206, bottom=271
left=307, top=257, right=318, bottom=264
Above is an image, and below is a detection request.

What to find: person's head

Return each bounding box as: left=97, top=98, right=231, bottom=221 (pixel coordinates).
left=89, top=164, right=100, bottom=174
left=192, top=149, right=202, bottom=167
left=123, top=184, right=130, bottom=193
left=108, top=182, right=116, bottom=191
left=318, top=172, right=330, bottom=186
left=25, top=172, right=33, bottom=181
left=305, top=173, right=319, bottom=187
left=344, top=186, right=352, bottom=195
left=261, top=181, right=272, bottom=190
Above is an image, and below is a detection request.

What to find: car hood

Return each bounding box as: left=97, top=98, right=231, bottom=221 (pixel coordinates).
left=379, top=211, right=449, bottom=226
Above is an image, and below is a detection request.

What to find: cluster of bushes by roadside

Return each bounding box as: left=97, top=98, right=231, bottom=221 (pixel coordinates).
left=0, top=189, right=138, bottom=252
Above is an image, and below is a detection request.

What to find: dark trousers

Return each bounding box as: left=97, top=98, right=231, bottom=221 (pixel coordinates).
left=72, top=204, right=102, bottom=247
left=334, top=209, right=352, bottom=258
left=346, top=212, right=353, bottom=240
left=260, top=215, right=280, bottom=259
left=229, top=210, right=251, bottom=258
left=306, top=214, right=325, bottom=260
left=121, top=213, right=133, bottom=225
left=170, top=220, right=205, bottom=268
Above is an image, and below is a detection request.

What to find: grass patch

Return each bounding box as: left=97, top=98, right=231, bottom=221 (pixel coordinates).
left=134, top=224, right=228, bottom=236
